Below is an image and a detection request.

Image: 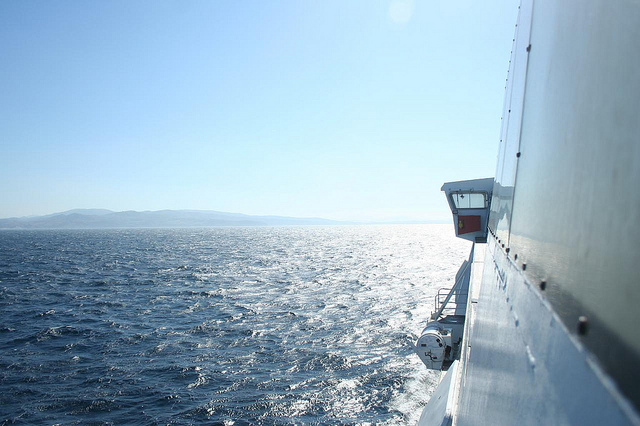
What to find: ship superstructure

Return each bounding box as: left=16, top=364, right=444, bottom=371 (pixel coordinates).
left=415, top=0, right=640, bottom=424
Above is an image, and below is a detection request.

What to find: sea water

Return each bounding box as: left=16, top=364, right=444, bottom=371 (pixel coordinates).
left=0, top=225, right=470, bottom=424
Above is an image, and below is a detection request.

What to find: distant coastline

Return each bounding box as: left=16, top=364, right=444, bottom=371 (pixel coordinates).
left=0, top=209, right=447, bottom=230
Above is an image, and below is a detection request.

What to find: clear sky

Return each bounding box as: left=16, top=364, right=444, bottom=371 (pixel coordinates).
left=0, top=0, right=518, bottom=222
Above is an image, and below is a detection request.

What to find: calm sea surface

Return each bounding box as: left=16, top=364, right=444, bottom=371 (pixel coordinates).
left=0, top=225, right=470, bottom=425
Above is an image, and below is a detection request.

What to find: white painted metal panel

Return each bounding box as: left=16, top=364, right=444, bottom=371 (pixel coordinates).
left=418, top=361, right=458, bottom=426
left=455, top=239, right=639, bottom=425
left=489, top=0, right=533, bottom=245
left=506, top=0, right=640, bottom=408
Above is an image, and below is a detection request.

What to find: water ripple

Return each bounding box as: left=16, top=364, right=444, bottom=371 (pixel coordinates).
left=0, top=225, right=469, bottom=424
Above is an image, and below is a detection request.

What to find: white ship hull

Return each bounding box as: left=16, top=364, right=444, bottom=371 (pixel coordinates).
left=420, top=238, right=638, bottom=425
left=417, top=0, right=640, bottom=423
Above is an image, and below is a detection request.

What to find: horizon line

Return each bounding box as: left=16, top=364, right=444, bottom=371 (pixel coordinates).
left=0, top=207, right=450, bottom=225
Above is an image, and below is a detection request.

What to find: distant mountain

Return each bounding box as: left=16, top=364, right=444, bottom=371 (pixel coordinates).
left=0, top=209, right=348, bottom=229
left=37, top=209, right=115, bottom=218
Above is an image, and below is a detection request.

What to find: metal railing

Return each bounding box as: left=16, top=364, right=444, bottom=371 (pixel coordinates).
left=430, top=258, right=471, bottom=320
left=433, top=287, right=469, bottom=318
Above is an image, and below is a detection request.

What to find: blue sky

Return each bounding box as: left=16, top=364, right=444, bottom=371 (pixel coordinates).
left=0, top=0, right=518, bottom=221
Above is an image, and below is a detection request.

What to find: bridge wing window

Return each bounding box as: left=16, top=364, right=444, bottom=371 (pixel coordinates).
left=452, top=192, right=486, bottom=209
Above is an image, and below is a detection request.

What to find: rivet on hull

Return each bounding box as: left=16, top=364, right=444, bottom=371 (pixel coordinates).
left=577, top=316, right=589, bottom=335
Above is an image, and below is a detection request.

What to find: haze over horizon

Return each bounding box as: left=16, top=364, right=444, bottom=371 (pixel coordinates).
left=1, top=1, right=518, bottom=222
left=0, top=207, right=449, bottom=224
left=0, top=207, right=451, bottom=229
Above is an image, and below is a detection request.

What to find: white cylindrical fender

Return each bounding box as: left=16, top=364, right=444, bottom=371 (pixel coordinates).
left=416, top=322, right=447, bottom=370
